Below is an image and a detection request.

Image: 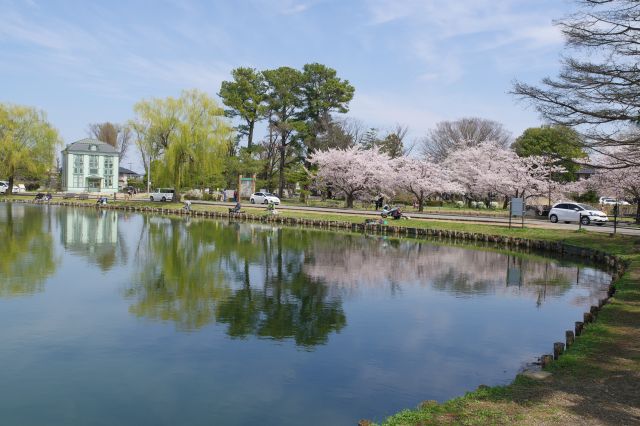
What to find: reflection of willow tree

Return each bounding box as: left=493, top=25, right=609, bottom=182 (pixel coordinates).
left=57, top=208, right=128, bottom=272
left=127, top=218, right=233, bottom=330
left=0, top=203, right=57, bottom=297
left=128, top=219, right=346, bottom=345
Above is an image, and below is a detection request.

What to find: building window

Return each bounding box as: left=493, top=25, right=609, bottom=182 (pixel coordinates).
left=104, top=157, right=113, bottom=187
left=89, top=155, right=99, bottom=175
left=73, top=155, right=84, bottom=175
left=73, top=155, right=84, bottom=188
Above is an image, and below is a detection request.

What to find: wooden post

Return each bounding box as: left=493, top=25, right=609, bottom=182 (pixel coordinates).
left=584, top=312, right=594, bottom=323
left=590, top=305, right=599, bottom=318
left=553, top=342, right=565, bottom=360
left=565, top=330, right=575, bottom=347
left=541, top=354, right=554, bottom=368
left=575, top=321, right=584, bottom=336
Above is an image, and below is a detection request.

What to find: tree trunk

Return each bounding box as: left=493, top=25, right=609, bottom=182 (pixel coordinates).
left=247, top=120, right=255, bottom=151
left=7, top=175, right=14, bottom=196
left=418, top=197, right=424, bottom=212
left=278, top=135, right=286, bottom=198
left=635, top=199, right=640, bottom=225
left=346, top=193, right=354, bottom=208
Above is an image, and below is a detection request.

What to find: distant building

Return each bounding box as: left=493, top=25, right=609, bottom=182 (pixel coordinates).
left=60, top=139, right=119, bottom=193
left=576, top=167, right=596, bottom=180
left=118, top=166, right=142, bottom=190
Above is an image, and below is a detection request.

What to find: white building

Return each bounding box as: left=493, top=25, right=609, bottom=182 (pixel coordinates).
left=61, top=139, right=119, bottom=193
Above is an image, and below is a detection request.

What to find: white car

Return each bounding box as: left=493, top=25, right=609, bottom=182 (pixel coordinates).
left=599, top=197, right=629, bottom=206
left=549, top=202, right=608, bottom=226
left=0, top=181, right=8, bottom=194
left=250, top=192, right=280, bottom=205
left=149, top=188, right=175, bottom=202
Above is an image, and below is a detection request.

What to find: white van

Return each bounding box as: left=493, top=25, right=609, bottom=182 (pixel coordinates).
left=149, top=188, right=175, bottom=202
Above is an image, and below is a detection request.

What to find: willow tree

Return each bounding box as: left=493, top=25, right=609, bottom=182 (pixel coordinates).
left=164, top=90, right=232, bottom=200
left=0, top=104, right=60, bottom=191
left=129, top=96, right=181, bottom=193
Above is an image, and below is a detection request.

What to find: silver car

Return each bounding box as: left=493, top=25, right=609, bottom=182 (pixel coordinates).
left=549, top=202, right=608, bottom=226
left=250, top=192, right=280, bottom=205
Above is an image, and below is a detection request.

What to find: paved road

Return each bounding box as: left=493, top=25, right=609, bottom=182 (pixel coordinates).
left=191, top=200, right=640, bottom=237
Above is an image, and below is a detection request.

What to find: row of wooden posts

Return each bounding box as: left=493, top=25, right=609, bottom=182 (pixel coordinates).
left=540, top=278, right=619, bottom=368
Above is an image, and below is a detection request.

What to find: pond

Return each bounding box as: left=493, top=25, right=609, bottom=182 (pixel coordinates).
left=0, top=203, right=612, bottom=425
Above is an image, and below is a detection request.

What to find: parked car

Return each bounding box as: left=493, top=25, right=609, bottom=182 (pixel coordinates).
left=549, top=202, right=608, bottom=226
left=599, top=197, right=629, bottom=206
left=250, top=192, right=280, bottom=205
left=149, top=188, right=174, bottom=202
left=0, top=181, right=23, bottom=194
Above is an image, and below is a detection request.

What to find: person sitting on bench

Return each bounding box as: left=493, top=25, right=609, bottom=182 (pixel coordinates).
left=229, top=201, right=242, bottom=214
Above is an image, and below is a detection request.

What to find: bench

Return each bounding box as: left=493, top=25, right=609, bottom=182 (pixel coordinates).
left=63, top=193, right=76, bottom=199
left=78, top=193, right=89, bottom=200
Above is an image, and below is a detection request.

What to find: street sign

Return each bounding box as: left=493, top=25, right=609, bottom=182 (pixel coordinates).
left=511, top=198, right=524, bottom=216
left=509, top=197, right=525, bottom=229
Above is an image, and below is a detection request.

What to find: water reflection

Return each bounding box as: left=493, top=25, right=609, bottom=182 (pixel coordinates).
left=0, top=203, right=58, bottom=297
left=302, top=235, right=609, bottom=306
left=57, top=208, right=128, bottom=271
left=126, top=218, right=347, bottom=346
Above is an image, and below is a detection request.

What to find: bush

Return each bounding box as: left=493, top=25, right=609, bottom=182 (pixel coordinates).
left=488, top=201, right=499, bottom=209
left=477, top=202, right=487, bottom=209
left=25, top=182, right=40, bottom=191
left=454, top=201, right=465, bottom=208
left=470, top=201, right=478, bottom=208
left=425, top=200, right=444, bottom=207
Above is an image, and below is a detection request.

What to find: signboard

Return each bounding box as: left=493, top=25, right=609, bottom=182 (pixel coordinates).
left=510, top=198, right=524, bottom=217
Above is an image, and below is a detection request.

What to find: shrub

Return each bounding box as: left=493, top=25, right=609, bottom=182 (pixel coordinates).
left=488, top=201, right=499, bottom=209
left=470, top=201, right=478, bottom=208
left=477, top=202, right=487, bottom=209
left=25, top=182, right=40, bottom=191
left=454, top=201, right=465, bottom=208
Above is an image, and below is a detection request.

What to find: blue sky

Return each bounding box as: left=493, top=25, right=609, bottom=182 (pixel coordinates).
left=1, top=0, right=574, bottom=169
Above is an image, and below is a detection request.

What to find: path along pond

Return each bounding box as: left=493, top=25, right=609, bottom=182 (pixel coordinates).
left=0, top=203, right=612, bottom=425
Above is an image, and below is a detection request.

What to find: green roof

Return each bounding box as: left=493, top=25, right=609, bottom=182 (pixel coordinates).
left=63, top=138, right=118, bottom=155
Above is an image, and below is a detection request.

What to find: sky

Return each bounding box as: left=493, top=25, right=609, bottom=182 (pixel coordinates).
left=0, top=0, right=576, bottom=171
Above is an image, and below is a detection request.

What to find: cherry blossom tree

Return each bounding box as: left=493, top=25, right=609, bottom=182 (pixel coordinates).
left=590, top=153, right=640, bottom=223
left=443, top=141, right=565, bottom=205
left=310, top=146, right=392, bottom=208
left=391, top=157, right=463, bottom=211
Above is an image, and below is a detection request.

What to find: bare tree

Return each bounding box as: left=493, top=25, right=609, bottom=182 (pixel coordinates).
left=379, top=124, right=410, bottom=158
left=88, top=122, right=132, bottom=161
left=420, top=118, right=512, bottom=161
left=512, top=0, right=640, bottom=167
left=312, top=116, right=367, bottom=151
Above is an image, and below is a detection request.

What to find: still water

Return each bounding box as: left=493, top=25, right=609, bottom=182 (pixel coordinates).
left=0, top=203, right=611, bottom=425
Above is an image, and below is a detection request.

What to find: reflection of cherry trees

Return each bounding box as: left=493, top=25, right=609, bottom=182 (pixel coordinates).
left=0, top=203, right=58, bottom=297
left=302, top=235, right=610, bottom=306
left=127, top=219, right=346, bottom=346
